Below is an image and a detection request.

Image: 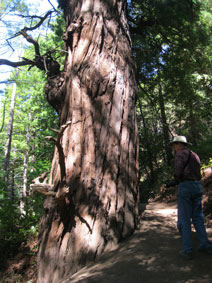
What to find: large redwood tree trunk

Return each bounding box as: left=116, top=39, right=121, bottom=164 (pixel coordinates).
left=37, top=0, right=139, bottom=282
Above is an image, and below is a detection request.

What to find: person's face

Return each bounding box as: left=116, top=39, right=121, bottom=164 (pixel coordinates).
left=172, top=143, right=183, bottom=152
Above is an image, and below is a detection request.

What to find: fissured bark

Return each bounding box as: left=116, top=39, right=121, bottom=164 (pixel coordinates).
left=37, top=1, right=139, bottom=282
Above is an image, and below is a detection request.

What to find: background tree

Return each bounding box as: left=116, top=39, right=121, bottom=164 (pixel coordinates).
left=3, top=71, right=18, bottom=198
left=128, top=0, right=212, bottom=194
left=0, top=49, right=58, bottom=268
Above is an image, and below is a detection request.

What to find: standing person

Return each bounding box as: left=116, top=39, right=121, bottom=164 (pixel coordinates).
left=167, top=136, right=211, bottom=259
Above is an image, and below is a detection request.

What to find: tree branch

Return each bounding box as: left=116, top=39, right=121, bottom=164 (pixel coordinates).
left=0, top=59, right=34, bottom=67
left=20, top=30, right=41, bottom=57
left=30, top=183, right=55, bottom=197
left=20, top=10, right=53, bottom=32
left=0, top=10, right=60, bottom=74
left=30, top=172, right=55, bottom=197
left=48, top=0, right=58, bottom=12
left=46, top=120, right=72, bottom=183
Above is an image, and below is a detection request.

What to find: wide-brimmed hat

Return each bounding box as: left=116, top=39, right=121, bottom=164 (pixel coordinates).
left=168, top=136, right=192, bottom=146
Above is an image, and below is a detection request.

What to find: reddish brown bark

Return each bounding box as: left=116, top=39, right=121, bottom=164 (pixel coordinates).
left=37, top=1, right=139, bottom=282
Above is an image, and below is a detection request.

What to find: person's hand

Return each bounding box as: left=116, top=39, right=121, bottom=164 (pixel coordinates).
left=165, top=180, right=178, bottom=188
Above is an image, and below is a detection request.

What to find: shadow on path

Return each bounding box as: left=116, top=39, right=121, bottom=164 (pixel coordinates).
left=62, top=201, right=212, bottom=283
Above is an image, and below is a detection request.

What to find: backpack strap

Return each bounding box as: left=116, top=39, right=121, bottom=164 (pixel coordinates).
left=183, top=150, right=192, bottom=171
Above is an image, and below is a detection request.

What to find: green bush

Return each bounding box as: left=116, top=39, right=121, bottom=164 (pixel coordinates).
left=0, top=195, right=43, bottom=261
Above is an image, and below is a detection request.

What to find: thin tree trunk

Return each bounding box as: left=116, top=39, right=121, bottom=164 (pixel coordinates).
left=20, top=117, right=31, bottom=215
left=157, top=68, right=172, bottom=165
left=0, top=100, right=6, bottom=133
left=138, top=97, right=154, bottom=181
left=10, top=159, right=15, bottom=201
left=37, top=1, right=139, bottom=282
left=188, top=101, right=197, bottom=146
left=4, top=71, right=18, bottom=197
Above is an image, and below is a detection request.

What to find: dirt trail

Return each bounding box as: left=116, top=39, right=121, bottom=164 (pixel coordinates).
left=62, top=201, right=212, bottom=283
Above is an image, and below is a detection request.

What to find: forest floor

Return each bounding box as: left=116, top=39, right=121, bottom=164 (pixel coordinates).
left=1, top=170, right=212, bottom=283
left=62, top=200, right=212, bottom=283
left=1, top=200, right=212, bottom=283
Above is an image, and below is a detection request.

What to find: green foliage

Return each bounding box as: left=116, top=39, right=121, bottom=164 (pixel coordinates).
left=0, top=15, right=61, bottom=259
left=192, top=135, right=212, bottom=165
left=0, top=197, right=43, bottom=258
left=0, top=0, right=29, bottom=14
left=0, top=200, right=23, bottom=254
left=39, top=14, right=66, bottom=68
left=130, top=0, right=212, bottom=199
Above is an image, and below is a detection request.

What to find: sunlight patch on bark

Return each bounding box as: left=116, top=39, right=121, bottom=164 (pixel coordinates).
left=81, top=0, right=93, bottom=14
left=76, top=216, right=103, bottom=251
